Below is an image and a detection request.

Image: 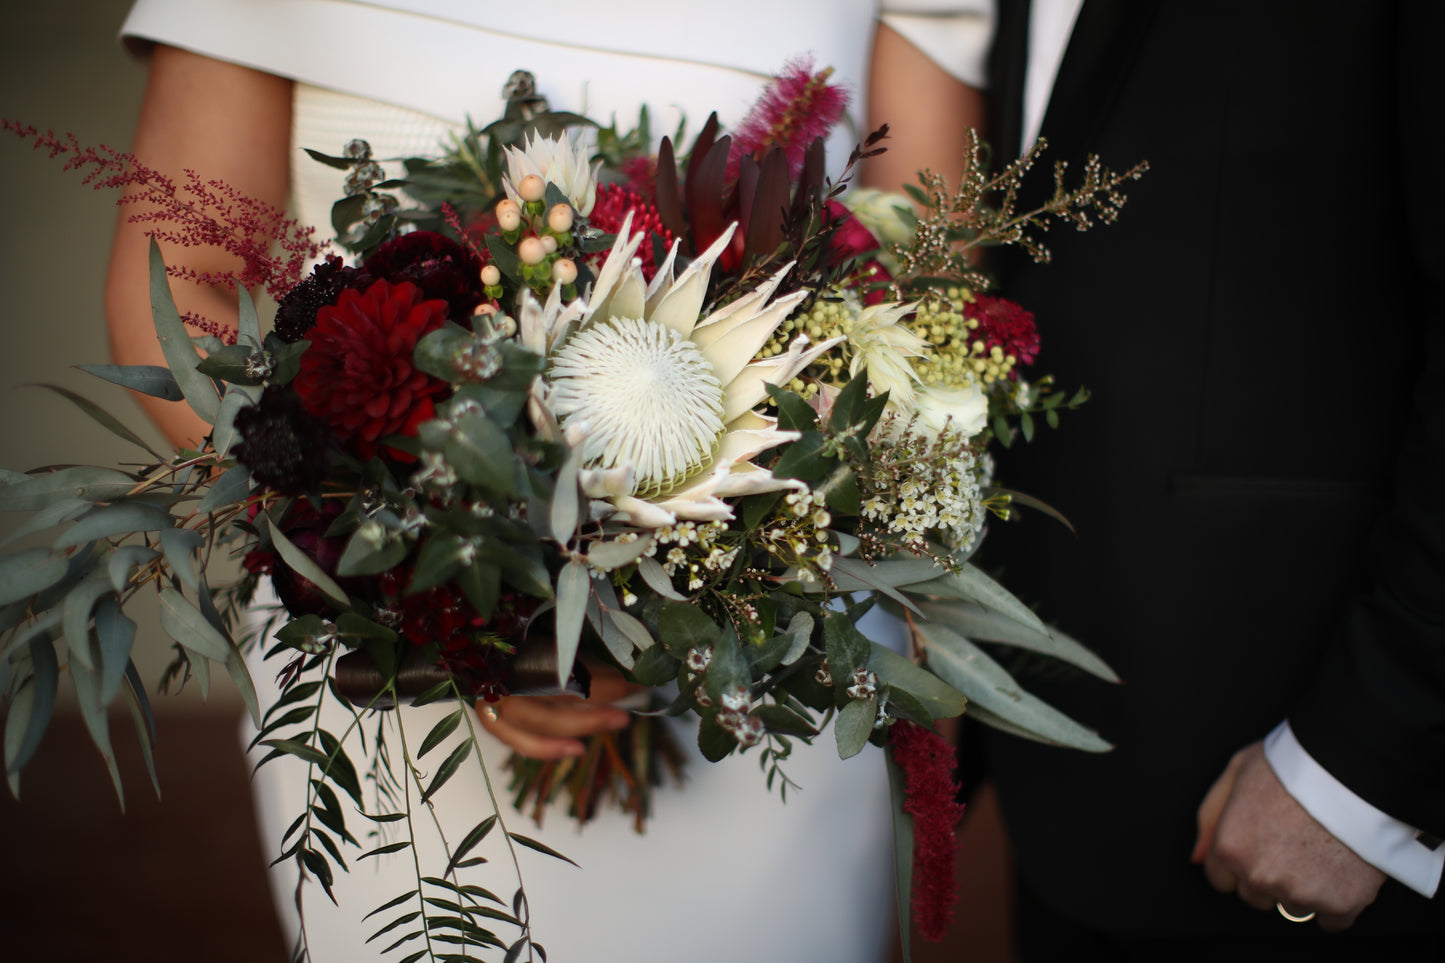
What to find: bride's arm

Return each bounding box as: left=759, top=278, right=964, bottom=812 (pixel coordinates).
left=862, top=21, right=986, bottom=195
left=105, top=44, right=293, bottom=450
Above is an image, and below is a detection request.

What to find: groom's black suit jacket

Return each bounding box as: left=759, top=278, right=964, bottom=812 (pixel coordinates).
left=978, top=0, right=1445, bottom=936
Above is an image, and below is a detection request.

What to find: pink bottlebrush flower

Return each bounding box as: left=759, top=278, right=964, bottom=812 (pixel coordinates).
left=726, top=57, right=850, bottom=183
left=889, top=721, right=967, bottom=942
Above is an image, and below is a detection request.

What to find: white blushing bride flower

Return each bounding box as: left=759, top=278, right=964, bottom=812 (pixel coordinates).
left=521, top=214, right=841, bottom=528
left=503, top=130, right=599, bottom=216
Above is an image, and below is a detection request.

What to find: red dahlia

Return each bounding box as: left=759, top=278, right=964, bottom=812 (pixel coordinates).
left=293, top=279, right=449, bottom=459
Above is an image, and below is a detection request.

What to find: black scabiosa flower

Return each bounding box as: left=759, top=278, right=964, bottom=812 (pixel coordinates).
left=273, top=255, right=358, bottom=343
left=233, top=386, right=332, bottom=494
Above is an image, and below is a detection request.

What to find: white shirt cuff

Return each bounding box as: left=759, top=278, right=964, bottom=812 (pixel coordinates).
left=1264, top=720, right=1443, bottom=898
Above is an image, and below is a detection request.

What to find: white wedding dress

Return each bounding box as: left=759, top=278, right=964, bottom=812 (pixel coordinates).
left=121, top=3, right=992, bottom=960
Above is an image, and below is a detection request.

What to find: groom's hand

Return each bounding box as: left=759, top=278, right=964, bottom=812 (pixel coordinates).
left=1191, top=740, right=1386, bottom=931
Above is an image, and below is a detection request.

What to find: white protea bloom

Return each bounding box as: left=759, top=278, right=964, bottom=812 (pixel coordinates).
left=503, top=130, right=599, bottom=216
left=522, top=213, right=842, bottom=527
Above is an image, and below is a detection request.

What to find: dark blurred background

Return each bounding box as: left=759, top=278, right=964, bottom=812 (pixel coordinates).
left=0, top=5, right=1015, bottom=961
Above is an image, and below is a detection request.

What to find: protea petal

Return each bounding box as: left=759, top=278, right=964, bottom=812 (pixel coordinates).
left=612, top=494, right=678, bottom=528
left=647, top=222, right=738, bottom=338
left=720, top=334, right=845, bottom=422
left=710, top=461, right=808, bottom=498
left=586, top=212, right=645, bottom=316
left=699, top=289, right=809, bottom=388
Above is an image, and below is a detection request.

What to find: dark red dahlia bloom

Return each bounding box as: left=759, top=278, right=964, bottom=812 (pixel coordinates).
left=964, top=295, right=1041, bottom=371
left=358, top=230, right=486, bottom=319
left=890, top=721, right=967, bottom=942
left=293, top=279, right=450, bottom=460
left=588, top=183, right=676, bottom=281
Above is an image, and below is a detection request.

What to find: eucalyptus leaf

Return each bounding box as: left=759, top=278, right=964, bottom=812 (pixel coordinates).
left=0, top=548, right=69, bottom=607
left=825, top=558, right=924, bottom=616
left=548, top=446, right=581, bottom=545
left=62, top=575, right=114, bottom=672
left=157, top=586, right=235, bottom=663
left=902, top=562, right=1049, bottom=637
left=30, top=383, right=165, bottom=460
left=916, top=599, right=1117, bottom=682
left=5, top=638, right=58, bottom=778
left=604, top=606, right=654, bottom=653
left=149, top=240, right=219, bottom=425
left=780, top=611, right=815, bottom=666
left=236, top=282, right=262, bottom=346
left=868, top=643, right=967, bottom=720
left=835, top=695, right=877, bottom=759
left=445, top=412, right=514, bottom=495
left=196, top=465, right=253, bottom=514
left=106, top=545, right=159, bottom=594
left=584, top=535, right=653, bottom=572
left=212, top=382, right=262, bottom=457
left=53, top=502, right=175, bottom=550
left=70, top=655, right=124, bottom=808
left=0, top=498, right=87, bottom=549
left=77, top=363, right=183, bottom=401
left=94, top=598, right=136, bottom=705
left=0, top=608, right=62, bottom=664
left=0, top=467, right=137, bottom=512
left=266, top=514, right=349, bottom=609
left=657, top=601, right=722, bottom=656
left=636, top=555, right=686, bottom=601
left=159, top=527, right=204, bottom=594
left=913, top=620, right=1111, bottom=752
left=553, top=558, right=590, bottom=689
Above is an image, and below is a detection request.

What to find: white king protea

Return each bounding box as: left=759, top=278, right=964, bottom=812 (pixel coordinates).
left=521, top=214, right=841, bottom=528
left=503, top=130, right=599, bottom=216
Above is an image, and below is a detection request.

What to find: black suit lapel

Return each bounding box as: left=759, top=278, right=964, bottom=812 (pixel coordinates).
left=1036, top=0, right=1160, bottom=162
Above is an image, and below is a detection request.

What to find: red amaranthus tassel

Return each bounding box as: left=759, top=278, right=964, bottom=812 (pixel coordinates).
left=889, top=721, right=967, bottom=941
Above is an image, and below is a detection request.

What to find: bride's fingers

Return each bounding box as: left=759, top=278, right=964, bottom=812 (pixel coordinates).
left=476, top=700, right=588, bottom=760
left=501, top=694, right=632, bottom=738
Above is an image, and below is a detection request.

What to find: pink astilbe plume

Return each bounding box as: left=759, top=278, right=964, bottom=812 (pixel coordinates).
left=890, top=721, right=968, bottom=942
left=4, top=121, right=326, bottom=341
left=726, top=57, right=850, bottom=183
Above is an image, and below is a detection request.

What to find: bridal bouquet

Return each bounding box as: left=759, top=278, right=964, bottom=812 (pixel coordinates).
left=2, top=63, right=1142, bottom=961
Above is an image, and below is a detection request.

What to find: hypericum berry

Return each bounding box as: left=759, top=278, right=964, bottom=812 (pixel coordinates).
left=546, top=203, right=574, bottom=233
left=496, top=199, right=522, bottom=232
left=552, top=258, right=578, bottom=285
left=517, top=173, right=546, bottom=203
left=518, top=236, right=546, bottom=265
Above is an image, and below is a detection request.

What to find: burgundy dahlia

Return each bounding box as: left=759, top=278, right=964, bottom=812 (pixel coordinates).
left=292, top=279, right=450, bottom=460
left=357, top=230, right=486, bottom=319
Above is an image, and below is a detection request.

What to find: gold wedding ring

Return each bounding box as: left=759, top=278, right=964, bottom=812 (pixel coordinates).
left=1276, top=902, right=1316, bottom=923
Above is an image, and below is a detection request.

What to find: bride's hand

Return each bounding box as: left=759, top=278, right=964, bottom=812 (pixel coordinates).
left=476, top=662, right=641, bottom=760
